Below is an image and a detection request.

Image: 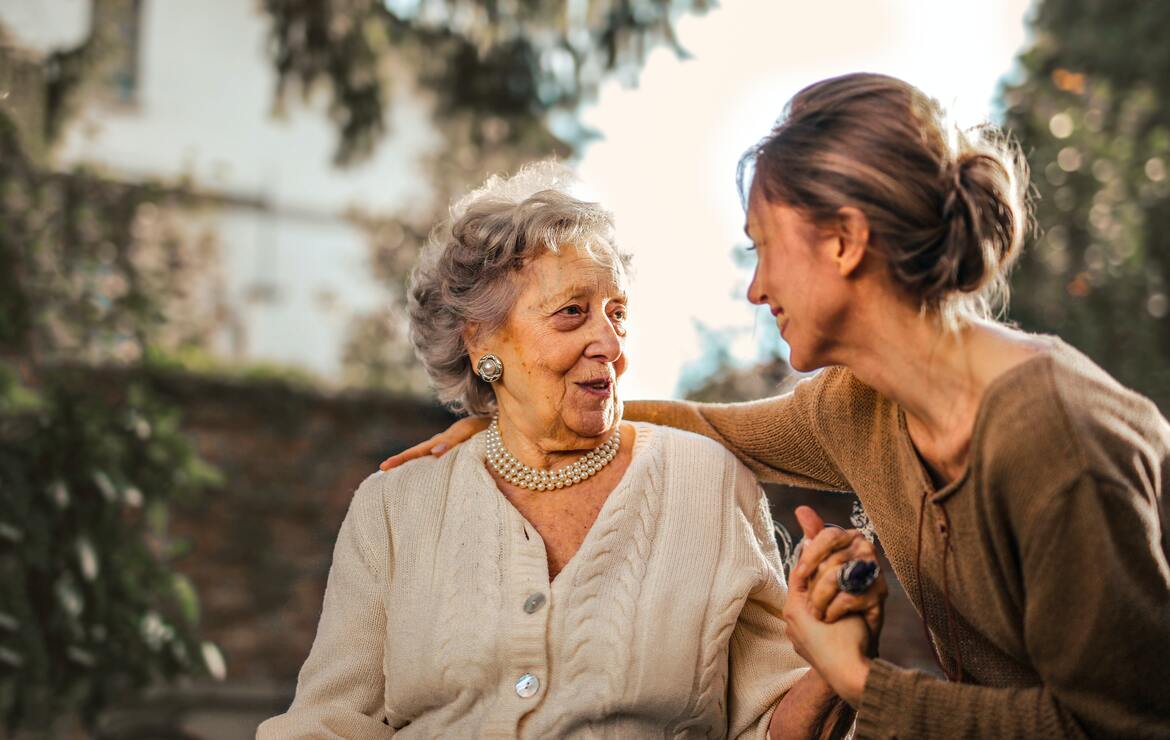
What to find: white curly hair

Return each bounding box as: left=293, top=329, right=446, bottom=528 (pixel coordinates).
left=407, top=162, right=631, bottom=415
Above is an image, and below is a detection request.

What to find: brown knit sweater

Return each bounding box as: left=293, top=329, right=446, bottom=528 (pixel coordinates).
left=628, top=337, right=1170, bottom=739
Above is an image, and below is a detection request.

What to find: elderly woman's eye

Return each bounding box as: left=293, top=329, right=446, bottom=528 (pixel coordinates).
left=560, top=305, right=585, bottom=316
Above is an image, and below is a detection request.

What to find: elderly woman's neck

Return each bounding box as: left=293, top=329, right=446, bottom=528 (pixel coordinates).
left=495, top=410, right=620, bottom=469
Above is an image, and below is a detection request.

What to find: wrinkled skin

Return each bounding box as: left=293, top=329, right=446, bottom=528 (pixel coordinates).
left=464, top=245, right=629, bottom=465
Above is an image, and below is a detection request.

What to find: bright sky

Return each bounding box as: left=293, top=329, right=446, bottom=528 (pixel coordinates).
left=576, top=0, right=1033, bottom=399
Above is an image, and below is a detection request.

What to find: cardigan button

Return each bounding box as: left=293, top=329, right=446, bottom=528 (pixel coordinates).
left=523, top=593, right=547, bottom=614
left=515, top=672, right=540, bottom=698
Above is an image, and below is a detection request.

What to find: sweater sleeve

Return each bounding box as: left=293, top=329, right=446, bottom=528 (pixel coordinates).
left=624, top=372, right=850, bottom=491
left=727, top=464, right=811, bottom=739
left=856, top=473, right=1170, bottom=739
left=257, top=475, right=395, bottom=740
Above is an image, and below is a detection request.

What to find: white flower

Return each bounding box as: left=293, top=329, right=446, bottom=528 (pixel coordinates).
left=93, top=471, right=118, bottom=501
left=123, top=486, right=144, bottom=508
left=66, top=646, right=95, bottom=666
left=0, top=522, right=22, bottom=543
left=47, top=480, right=70, bottom=508
left=77, top=537, right=100, bottom=581
left=201, top=641, right=227, bottom=681
left=55, top=577, right=84, bottom=618
left=129, top=413, right=152, bottom=440
left=140, top=611, right=172, bottom=650
left=0, top=647, right=24, bottom=668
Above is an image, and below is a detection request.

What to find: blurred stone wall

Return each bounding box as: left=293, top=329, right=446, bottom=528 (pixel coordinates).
left=151, top=374, right=454, bottom=683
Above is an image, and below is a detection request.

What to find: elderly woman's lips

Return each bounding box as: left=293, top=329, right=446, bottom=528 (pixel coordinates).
left=577, top=379, right=613, bottom=397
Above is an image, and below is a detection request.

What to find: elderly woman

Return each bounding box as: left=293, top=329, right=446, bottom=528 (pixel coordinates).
left=258, top=165, right=881, bottom=739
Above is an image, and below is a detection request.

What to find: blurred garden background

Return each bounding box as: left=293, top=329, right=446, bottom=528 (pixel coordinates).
left=1, top=0, right=1167, bottom=737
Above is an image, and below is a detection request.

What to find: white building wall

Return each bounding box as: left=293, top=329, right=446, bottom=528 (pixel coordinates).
left=0, top=0, right=91, bottom=52
left=208, top=205, right=385, bottom=375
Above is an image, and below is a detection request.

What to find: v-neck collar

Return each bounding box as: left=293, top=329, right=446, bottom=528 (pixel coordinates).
left=894, top=337, right=1061, bottom=503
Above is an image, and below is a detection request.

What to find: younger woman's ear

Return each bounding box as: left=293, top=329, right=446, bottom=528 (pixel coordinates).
left=833, top=206, right=870, bottom=277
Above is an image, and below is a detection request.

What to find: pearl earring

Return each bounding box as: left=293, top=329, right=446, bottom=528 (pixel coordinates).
left=475, top=353, right=503, bottom=383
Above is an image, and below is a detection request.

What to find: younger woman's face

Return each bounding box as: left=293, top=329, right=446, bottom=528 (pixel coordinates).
left=744, top=185, right=852, bottom=372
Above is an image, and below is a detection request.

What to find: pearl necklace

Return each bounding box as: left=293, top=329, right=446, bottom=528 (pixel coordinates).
left=485, top=416, right=621, bottom=491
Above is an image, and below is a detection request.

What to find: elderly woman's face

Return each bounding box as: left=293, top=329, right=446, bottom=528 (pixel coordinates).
left=481, top=245, right=628, bottom=442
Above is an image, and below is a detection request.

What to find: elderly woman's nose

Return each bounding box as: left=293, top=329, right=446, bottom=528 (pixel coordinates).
left=585, top=313, right=623, bottom=361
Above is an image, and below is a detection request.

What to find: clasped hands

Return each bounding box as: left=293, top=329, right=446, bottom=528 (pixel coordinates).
left=783, top=505, right=888, bottom=708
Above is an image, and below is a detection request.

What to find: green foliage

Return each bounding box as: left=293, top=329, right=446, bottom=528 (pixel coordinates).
left=1003, top=1, right=1170, bottom=412
left=0, top=365, right=221, bottom=733
left=264, top=0, right=710, bottom=164
left=0, top=104, right=223, bottom=732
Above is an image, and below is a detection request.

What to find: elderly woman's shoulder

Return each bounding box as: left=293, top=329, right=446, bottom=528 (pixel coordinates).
left=633, top=422, right=761, bottom=506
left=638, top=420, right=728, bottom=452
left=352, top=444, right=468, bottom=511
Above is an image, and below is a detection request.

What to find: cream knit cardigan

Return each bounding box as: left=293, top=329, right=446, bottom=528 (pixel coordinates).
left=257, top=423, right=807, bottom=739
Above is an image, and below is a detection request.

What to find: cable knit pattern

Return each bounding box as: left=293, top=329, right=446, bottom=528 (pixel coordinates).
left=560, top=427, right=662, bottom=691
left=628, top=336, right=1170, bottom=740
left=258, top=422, right=807, bottom=739
left=688, top=462, right=748, bottom=731
left=435, top=468, right=501, bottom=692
left=692, top=592, right=740, bottom=730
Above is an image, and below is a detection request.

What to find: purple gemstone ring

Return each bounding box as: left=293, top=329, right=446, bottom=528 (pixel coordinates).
left=837, top=559, right=880, bottom=595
